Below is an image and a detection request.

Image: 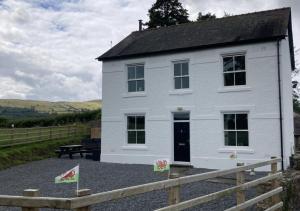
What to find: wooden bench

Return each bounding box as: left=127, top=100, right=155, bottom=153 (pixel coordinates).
left=55, top=145, right=84, bottom=159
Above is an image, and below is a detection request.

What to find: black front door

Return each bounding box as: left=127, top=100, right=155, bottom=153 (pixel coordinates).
left=174, top=121, right=190, bottom=162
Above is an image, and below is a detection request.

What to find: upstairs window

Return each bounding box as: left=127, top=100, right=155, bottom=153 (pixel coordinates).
left=223, top=55, right=246, bottom=86
left=224, top=113, right=248, bottom=146
left=127, top=64, right=144, bottom=92
left=127, top=115, right=145, bottom=144
left=174, top=62, right=189, bottom=89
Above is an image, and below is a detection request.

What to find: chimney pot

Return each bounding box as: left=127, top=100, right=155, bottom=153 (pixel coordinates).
left=138, top=20, right=143, bottom=31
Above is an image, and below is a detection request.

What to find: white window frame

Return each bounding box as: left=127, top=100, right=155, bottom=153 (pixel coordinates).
left=223, top=54, right=246, bottom=86
left=173, top=61, right=189, bottom=90
left=223, top=112, right=249, bottom=147
left=127, top=64, right=145, bottom=93
left=127, top=115, right=145, bottom=144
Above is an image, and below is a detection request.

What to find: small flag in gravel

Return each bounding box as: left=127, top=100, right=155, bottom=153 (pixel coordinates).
left=154, top=159, right=170, bottom=172
left=55, top=165, right=79, bottom=184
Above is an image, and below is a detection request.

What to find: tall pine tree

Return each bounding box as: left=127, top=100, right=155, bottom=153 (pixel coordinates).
left=146, top=0, right=190, bottom=29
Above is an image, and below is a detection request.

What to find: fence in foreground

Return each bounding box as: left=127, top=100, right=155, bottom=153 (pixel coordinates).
left=0, top=124, right=90, bottom=148
left=0, top=157, right=282, bottom=210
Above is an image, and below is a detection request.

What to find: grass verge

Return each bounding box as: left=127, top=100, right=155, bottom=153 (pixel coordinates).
left=0, top=137, right=83, bottom=170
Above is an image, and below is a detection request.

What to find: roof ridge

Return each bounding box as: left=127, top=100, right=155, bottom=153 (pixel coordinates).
left=133, top=7, right=291, bottom=33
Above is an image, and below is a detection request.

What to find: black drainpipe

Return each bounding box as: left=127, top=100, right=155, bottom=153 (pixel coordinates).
left=277, top=39, right=284, bottom=170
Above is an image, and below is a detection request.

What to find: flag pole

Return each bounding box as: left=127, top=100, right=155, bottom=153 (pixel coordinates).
left=77, top=164, right=79, bottom=193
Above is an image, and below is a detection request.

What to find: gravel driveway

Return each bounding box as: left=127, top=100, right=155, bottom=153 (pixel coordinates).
left=0, top=157, right=262, bottom=211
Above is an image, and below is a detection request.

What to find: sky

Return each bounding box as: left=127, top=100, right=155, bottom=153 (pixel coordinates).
left=0, top=0, right=299, bottom=101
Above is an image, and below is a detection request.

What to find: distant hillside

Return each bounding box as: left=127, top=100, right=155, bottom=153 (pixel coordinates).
left=0, top=99, right=101, bottom=118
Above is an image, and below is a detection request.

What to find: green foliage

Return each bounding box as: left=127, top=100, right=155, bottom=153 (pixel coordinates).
left=223, top=11, right=233, bottom=17
left=146, top=0, right=190, bottom=28
left=0, top=109, right=101, bottom=128
left=0, top=106, right=49, bottom=119
left=0, top=99, right=101, bottom=116
left=0, top=138, right=81, bottom=170
left=196, top=12, right=216, bottom=21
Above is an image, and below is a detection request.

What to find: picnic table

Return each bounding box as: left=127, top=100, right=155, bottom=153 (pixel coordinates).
left=56, top=145, right=83, bottom=159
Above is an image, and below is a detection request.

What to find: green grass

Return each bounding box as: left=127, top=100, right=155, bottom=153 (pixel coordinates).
left=0, top=99, right=101, bottom=114
left=0, top=137, right=84, bottom=170
left=0, top=124, right=89, bottom=147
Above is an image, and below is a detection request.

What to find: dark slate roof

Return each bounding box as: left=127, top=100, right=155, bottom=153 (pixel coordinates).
left=97, top=8, right=293, bottom=62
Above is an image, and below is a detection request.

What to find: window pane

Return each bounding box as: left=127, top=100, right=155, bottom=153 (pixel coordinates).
left=223, top=57, right=233, bottom=72
left=136, top=80, right=144, bottom=92
left=136, top=66, right=144, bottom=79
left=128, top=66, right=135, bottom=79
left=235, top=56, right=245, bottom=70
left=224, top=73, right=234, bottom=86
left=225, top=131, right=236, bottom=146
left=182, top=63, right=189, bottom=75
left=174, top=63, right=181, bottom=76
left=128, top=131, right=136, bottom=144
left=181, top=77, right=189, bottom=89
left=224, top=114, right=235, bottom=130
left=174, top=113, right=189, bottom=121
left=236, top=114, right=248, bottom=130
left=136, top=131, right=145, bottom=144
left=136, top=116, right=145, bottom=129
left=128, top=81, right=136, bottom=92
left=174, top=77, right=181, bottom=89
left=237, top=131, right=248, bottom=146
left=235, top=72, right=246, bottom=85
left=127, top=116, right=136, bottom=129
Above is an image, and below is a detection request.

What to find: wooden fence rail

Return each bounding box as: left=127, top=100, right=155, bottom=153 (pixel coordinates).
left=0, top=125, right=90, bottom=147
left=0, top=158, right=283, bottom=210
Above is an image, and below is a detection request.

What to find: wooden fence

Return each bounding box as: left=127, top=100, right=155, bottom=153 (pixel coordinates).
left=0, top=157, right=283, bottom=210
left=0, top=124, right=90, bottom=148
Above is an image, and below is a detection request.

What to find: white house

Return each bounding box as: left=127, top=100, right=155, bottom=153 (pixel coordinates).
left=97, top=8, right=295, bottom=170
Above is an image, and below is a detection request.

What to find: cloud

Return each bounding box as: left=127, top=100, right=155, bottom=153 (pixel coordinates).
left=0, top=76, right=32, bottom=99
left=0, top=0, right=299, bottom=101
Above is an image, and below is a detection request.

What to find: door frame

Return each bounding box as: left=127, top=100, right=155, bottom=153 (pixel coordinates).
left=172, top=111, right=191, bottom=164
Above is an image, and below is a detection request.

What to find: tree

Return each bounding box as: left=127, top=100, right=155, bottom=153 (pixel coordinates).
left=196, top=12, right=216, bottom=21
left=223, top=11, right=233, bottom=17
left=292, top=48, right=300, bottom=113
left=146, top=0, right=190, bottom=29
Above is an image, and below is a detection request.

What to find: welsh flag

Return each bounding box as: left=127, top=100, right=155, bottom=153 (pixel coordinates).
left=55, top=165, right=79, bottom=184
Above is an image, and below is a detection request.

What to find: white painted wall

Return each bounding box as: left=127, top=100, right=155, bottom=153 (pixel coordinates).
left=101, top=39, right=294, bottom=170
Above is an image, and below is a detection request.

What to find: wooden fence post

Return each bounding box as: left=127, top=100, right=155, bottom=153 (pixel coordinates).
left=26, top=128, right=29, bottom=140
left=22, top=189, right=39, bottom=211
left=49, top=127, right=52, bottom=140
left=236, top=162, right=245, bottom=209
left=271, top=156, right=280, bottom=205
left=11, top=128, right=14, bottom=143
left=75, top=189, right=91, bottom=211
left=168, top=172, right=180, bottom=205
left=74, top=125, right=77, bottom=137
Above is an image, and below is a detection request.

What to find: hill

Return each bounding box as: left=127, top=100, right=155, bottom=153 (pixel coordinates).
left=0, top=99, right=101, bottom=118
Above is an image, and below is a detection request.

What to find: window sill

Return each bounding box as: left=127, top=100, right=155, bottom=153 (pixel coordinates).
left=218, top=148, right=254, bottom=154
left=122, top=92, right=147, bottom=98
left=121, top=145, right=148, bottom=151
left=169, top=89, right=193, bottom=95
left=217, top=86, right=251, bottom=93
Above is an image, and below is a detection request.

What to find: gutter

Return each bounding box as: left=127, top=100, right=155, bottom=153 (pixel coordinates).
left=276, top=39, right=284, bottom=170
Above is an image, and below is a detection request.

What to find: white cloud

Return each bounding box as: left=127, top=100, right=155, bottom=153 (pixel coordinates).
left=0, top=76, right=32, bottom=99
left=0, top=0, right=299, bottom=101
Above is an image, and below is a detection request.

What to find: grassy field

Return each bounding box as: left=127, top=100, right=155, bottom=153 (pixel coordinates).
left=0, top=137, right=83, bottom=170
left=0, top=124, right=89, bottom=147
left=0, top=99, right=101, bottom=114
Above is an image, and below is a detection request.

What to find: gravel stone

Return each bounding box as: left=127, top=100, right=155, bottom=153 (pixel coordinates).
left=0, top=157, right=261, bottom=211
